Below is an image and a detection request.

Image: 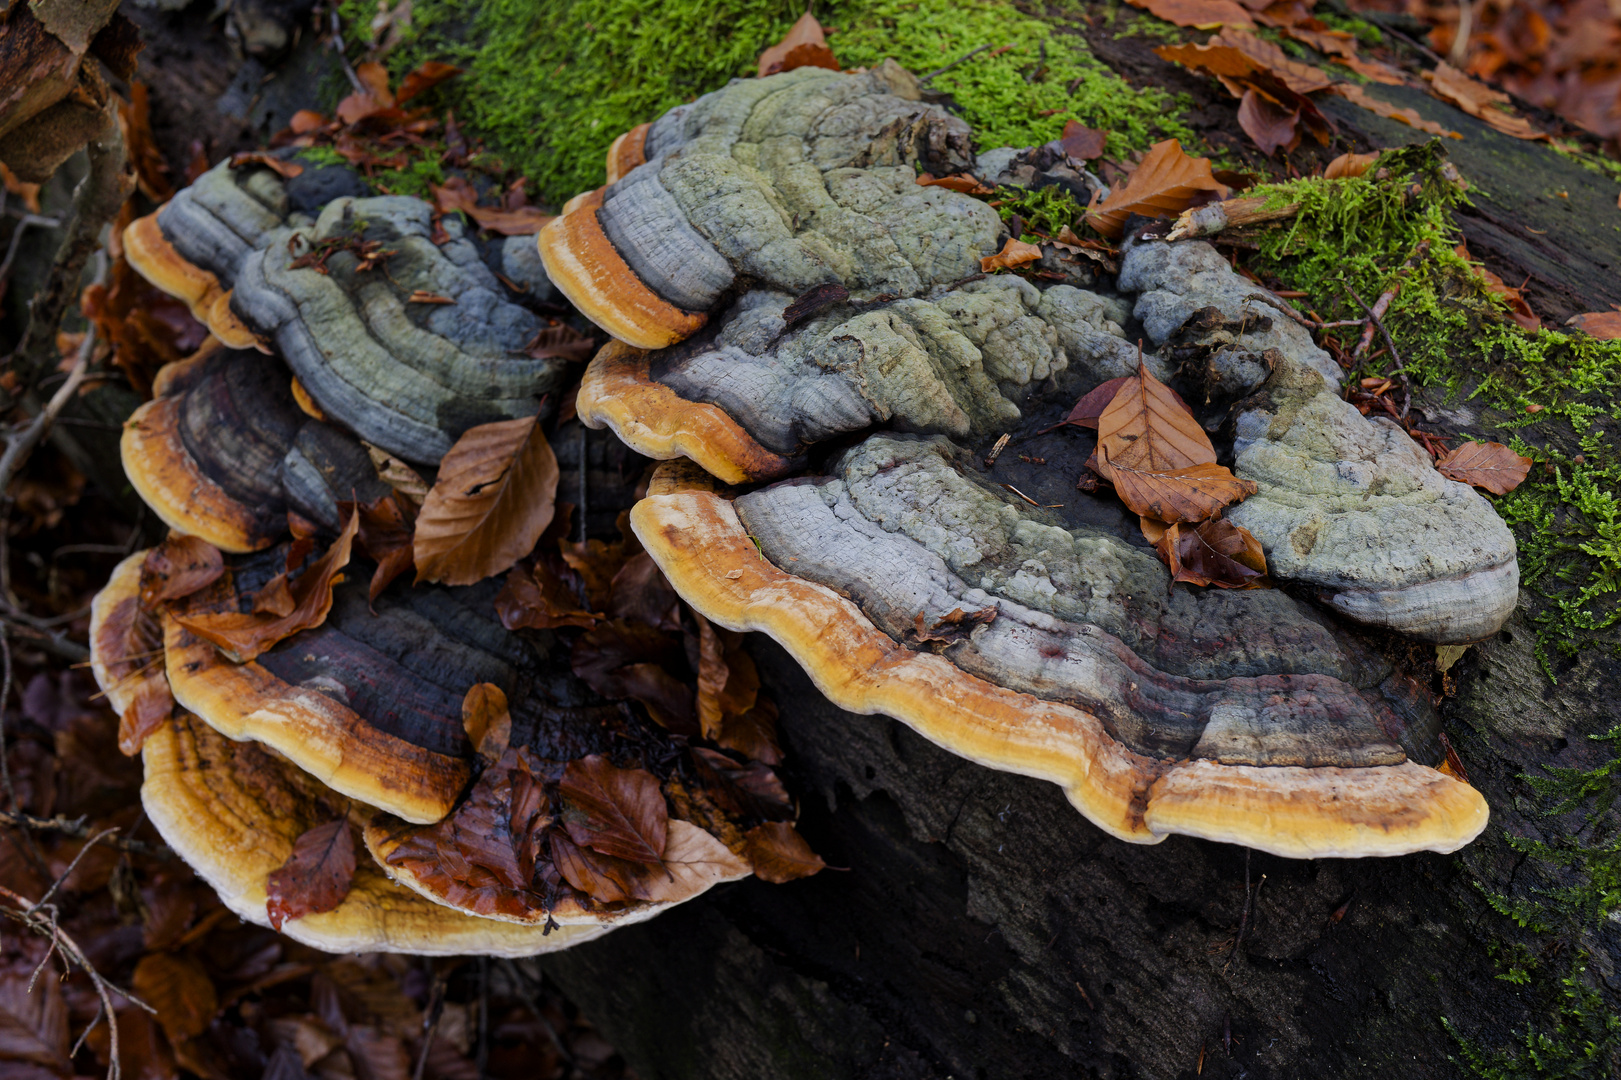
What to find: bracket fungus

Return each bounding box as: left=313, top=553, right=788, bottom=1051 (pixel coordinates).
left=538, top=64, right=999, bottom=350
left=633, top=449, right=1487, bottom=858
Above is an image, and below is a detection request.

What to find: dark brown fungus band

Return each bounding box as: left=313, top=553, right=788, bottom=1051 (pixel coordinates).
left=632, top=447, right=1489, bottom=859
left=121, top=343, right=390, bottom=552
left=539, top=64, right=1000, bottom=350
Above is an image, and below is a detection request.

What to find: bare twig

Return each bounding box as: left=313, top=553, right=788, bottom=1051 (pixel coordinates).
left=1346, top=283, right=1413, bottom=421
left=1350, top=241, right=1431, bottom=362
left=412, top=969, right=448, bottom=1080
left=500, top=960, right=575, bottom=1073
left=0, top=321, right=99, bottom=506
left=329, top=8, right=367, bottom=94
left=0, top=213, right=64, bottom=287
left=920, top=43, right=990, bottom=82
left=0, top=809, right=171, bottom=857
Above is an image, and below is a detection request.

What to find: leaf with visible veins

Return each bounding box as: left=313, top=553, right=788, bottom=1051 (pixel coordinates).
left=743, top=822, right=826, bottom=884
left=139, top=535, right=223, bottom=608
left=266, top=819, right=356, bottom=930
left=1436, top=441, right=1533, bottom=495
left=560, top=755, right=668, bottom=866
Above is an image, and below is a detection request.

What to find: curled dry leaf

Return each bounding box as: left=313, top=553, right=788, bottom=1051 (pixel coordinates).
left=743, top=822, right=826, bottom=884
left=363, top=442, right=430, bottom=502
left=715, top=698, right=784, bottom=766
left=560, top=537, right=629, bottom=610
left=461, top=683, right=511, bottom=761
left=228, top=151, right=304, bottom=179
left=1435, top=441, right=1533, bottom=495
left=571, top=620, right=697, bottom=735
left=560, top=754, right=668, bottom=866
left=980, top=238, right=1043, bottom=273
left=94, top=582, right=173, bottom=756
left=695, top=614, right=760, bottom=740
left=1084, top=139, right=1227, bottom=240
left=917, top=173, right=996, bottom=195
left=637, top=820, right=750, bottom=902
left=265, top=819, right=357, bottom=931
left=1154, top=517, right=1269, bottom=589
left=406, top=289, right=454, bottom=305
left=1567, top=310, right=1621, bottom=340
left=431, top=176, right=555, bottom=236
left=690, top=747, right=793, bottom=821
left=1124, top=0, right=1254, bottom=28
left=1154, top=34, right=1332, bottom=96
left=339, top=491, right=417, bottom=605
left=138, top=534, right=223, bottom=608
left=1092, top=365, right=1257, bottom=521
left=395, top=60, right=461, bottom=104
left=608, top=552, right=682, bottom=632
left=495, top=557, right=600, bottom=631
left=1063, top=376, right=1133, bottom=429
left=1425, top=63, right=1546, bottom=141
left=1323, top=151, right=1380, bottom=179
left=757, top=10, right=840, bottom=77
left=413, top=413, right=559, bottom=586
left=1331, top=84, right=1462, bottom=139
left=1237, top=87, right=1301, bottom=156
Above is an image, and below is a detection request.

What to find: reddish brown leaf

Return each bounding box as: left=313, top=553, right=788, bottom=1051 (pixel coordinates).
left=1323, top=151, right=1379, bottom=179
left=633, top=820, right=750, bottom=902
left=495, top=558, right=599, bottom=631
left=1154, top=517, right=1269, bottom=588
left=1425, top=63, right=1546, bottom=140
left=266, top=819, right=357, bottom=930
left=1084, top=139, right=1228, bottom=239
left=132, top=952, right=218, bottom=1043
left=462, top=683, right=511, bottom=761
left=174, top=511, right=359, bottom=662
left=0, top=972, right=69, bottom=1073
left=406, top=290, right=455, bottom=305
left=715, top=698, right=784, bottom=765
left=414, top=413, right=559, bottom=586
left=526, top=322, right=596, bottom=361
left=117, top=690, right=172, bottom=758
left=1567, top=310, right=1621, bottom=340
left=1435, top=441, right=1533, bottom=495
left=1237, top=87, right=1300, bottom=156
left=431, top=177, right=555, bottom=236
left=94, top=589, right=173, bottom=756
left=1057, top=120, right=1107, bottom=161
left=288, top=109, right=326, bottom=134
left=120, top=82, right=174, bottom=202
left=1331, top=84, right=1461, bottom=139
left=757, top=11, right=840, bottom=77
left=917, top=173, right=996, bottom=195
left=907, top=606, right=998, bottom=645
left=1125, top=0, right=1255, bottom=27
left=336, top=61, right=396, bottom=125
left=743, top=822, right=826, bottom=884
left=690, top=747, right=793, bottom=820
left=228, top=151, right=305, bottom=179
left=560, top=538, right=629, bottom=611
left=607, top=552, right=682, bottom=632
left=251, top=572, right=296, bottom=617
left=1153, top=33, right=1332, bottom=96
left=570, top=620, right=697, bottom=733
left=981, top=238, right=1043, bottom=273
left=395, top=60, right=461, bottom=104
left=364, top=443, right=431, bottom=501
left=1063, top=376, right=1132, bottom=429
left=559, top=755, right=668, bottom=866
left=695, top=615, right=760, bottom=740
left=139, top=534, right=223, bottom=608
left=548, top=831, right=635, bottom=903
left=339, top=491, right=417, bottom=605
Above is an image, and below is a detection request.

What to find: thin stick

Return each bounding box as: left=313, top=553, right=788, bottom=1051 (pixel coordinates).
left=0, top=213, right=63, bottom=286
left=0, top=810, right=170, bottom=857
left=329, top=9, right=367, bottom=94
left=500, top=960, right=575, bottom=1072
left=1351, top=241, right=1430, bottom=362
left=0, top=311, right=99, bottom=499
left=1346, top=284, right=1413, bottom=421
left=920, top=43, right=990, bottom=82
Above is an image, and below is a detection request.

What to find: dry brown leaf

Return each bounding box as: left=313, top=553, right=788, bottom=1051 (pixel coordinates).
left=461, top=683, right=511, bottom=761
left=1458, top=243, right=1540, bottom=330
left=138, top=534, right=223, bottom=608
left=1154, top=517, right=1269, bottom=588
left=1323, top=151, right=1380, bottom=179
left=338, top=491, right=417, bottom=605
left=431, top=176, right=555, bottom=236
left=406, top=289, right=454, bottom=304
left=1237, top=87, right=1300, bottom=156
left=757, top=11, right=840, bottom=77
left=172, top=511, right=358, bottom=663
left=634, top=820, right=751, bottom=902
left=1435, top=441, right=1532, bottom=495
left=917, top=173, right=996, bottom=195
left=743, top=822, right=826, bottom=884
left=132, top=953, right=217, bottom=1044
left=1326, top=51, right=1407, bottom=85
left=1063, top=376, right=1134, bottom=429
left=1124, top=0, right=1255, bottom=29
left=1093, top=365, right=1257, bottom=521
left=1084, top=139, right=1227, bottom=239
left=395, top=60, right=460, bottom=104
left=495, top=558, right=600, bottom=631
left=413, top=413, right=559, bottom=586
left=560, top=755, right=668, bottom=866
left=980, top=238, right=1043, bottom=272
left=1425, top=63, right=1546, bottom=140
left=1154, top=30, right=1335, bottom=95
left=265, top=819, right=357, bottom=930
left=691, top=747, right=792, bottom=821
left=363, top=442, right=430, bottom=501
left=1331, top=84, right=1462, bottom=139
left=1058, top=120, right=1108, bottom=161
left=1567, top=310, right=1621, bottom=340
left=335, top=60, right=395, bottom=125
left=227, top=151, right=304, bottom=179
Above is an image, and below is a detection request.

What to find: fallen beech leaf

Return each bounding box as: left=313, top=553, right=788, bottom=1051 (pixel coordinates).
left=1063, top=376, right=1133, bottom=429
left=338, top=491, right=417, bottom=605
left=716, top=698, right=784, bottom=765
left=1058, top=120, right=1107, bottom=161
left=758, top=11, right=840, bottom=77
left=132, top=952, right=217, bottom=1044
left=251, top=573, right=296, bottom=617
left=288, top=109, right=327, bottom=134
left=1124, top=0, right=1254, bottom=28
left=173, top=510, right=359, bottom=662
left=1567, top=310, right=1621, bottom=340
left=265, top=819, right=357, bottom=930
left=1139, top=515, right=1170, bottom=544
left=559, top=537, right=629, bottom=610
left=632, top=820, right=751, bottom=903
left=1331, top=84, right=1461, bottom=139
left=918, top=173, right=996, bottom=195
left=363, top=442, right=430, bottom=501
left=1154, top=30, right=1334, bottom=95
left=608, top=552, right=682, bottom=632
left=549, top=831, right=634, bottom=903
left=1323, top=151, right=1379, bottom=179
left=139, top=534, right=223, bottom=608
left=95, top=587, right=173, bottom=756
left=1154, top=517, right=1269, bottom=588
left=695, top=615, right=759, bottom=739
left=1237, top=87, right=1300, bottom=156
left=335, top=60, right=395, bottom=125
left=1084, top=139, right=1227, bottom=239
left=0, top=971, right=69, bottom=1072
left=121, top=83, right=174, bottom=202
left=560, top=755, right=668, bottom=866
left=1436, top=441, right=1532, bottom=495
left=462, top=683, right=511, bottom=761
left=1094, top=364, right=1256, bottom=521
left=691, top=747, right=793, bottom=820
left=1425, top=63, right=1546, bottom=140
left=413, top=412, right=559, bottom=586
left=1457, top=243, right=1540, bottom=330
left=431, top=176, right=555, bottom=236
left=228, top=151, right=304, bottom=179
left=571, top=621, right=697, bottom=734
left=743, top=822, right=826, bottom=884
left=495, top=558, right=599, bottom=631
left=981, top=238, right=1043, bottom=273
left=1326, top=51, right=1407, bottom=85
left=396, top=60, right=461, bottom=104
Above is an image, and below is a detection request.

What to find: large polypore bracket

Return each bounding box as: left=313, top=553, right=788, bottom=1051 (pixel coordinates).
left=538, top=64, right=999, bottom=350
left=633, top=442, right=1488, bottom=859
left=121, top=342, right=389, bottom=552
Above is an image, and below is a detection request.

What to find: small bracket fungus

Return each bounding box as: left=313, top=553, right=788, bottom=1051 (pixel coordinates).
left=121, top=341, right=389, bottom=552
left=633, top=449, right=1488, bottom=859
left=538, top=64, right=999, bottom=350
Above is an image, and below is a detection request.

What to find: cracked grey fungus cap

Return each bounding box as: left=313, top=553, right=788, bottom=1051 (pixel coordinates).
left=631, top=438, right=1491, bottom=859
left=121, top=342, right=390, bottom=552
left=1117, top=238, right=1519, bottom=644
left=538, top=63, right=1002, bottom=350
left=229, top=195, right=571, bottom=464
left=576, top=277, right=1149, bottom=484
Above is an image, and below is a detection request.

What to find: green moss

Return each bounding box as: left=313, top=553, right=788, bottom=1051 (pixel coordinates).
left=362, top=0, right=1197, bottom=206
left=992, top=183, right=1086, bottom=237
left=372, top=155, right=447, bottom=198
left=1444, top=966, right=1621, bottom=1079
left=1314, top=10, right=1385, bottom=47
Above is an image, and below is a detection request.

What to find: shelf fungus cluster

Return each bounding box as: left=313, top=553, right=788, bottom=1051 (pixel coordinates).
left=555, top=67, right=1515, bottom=858
left=92, top=154, right=819, bottom=955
